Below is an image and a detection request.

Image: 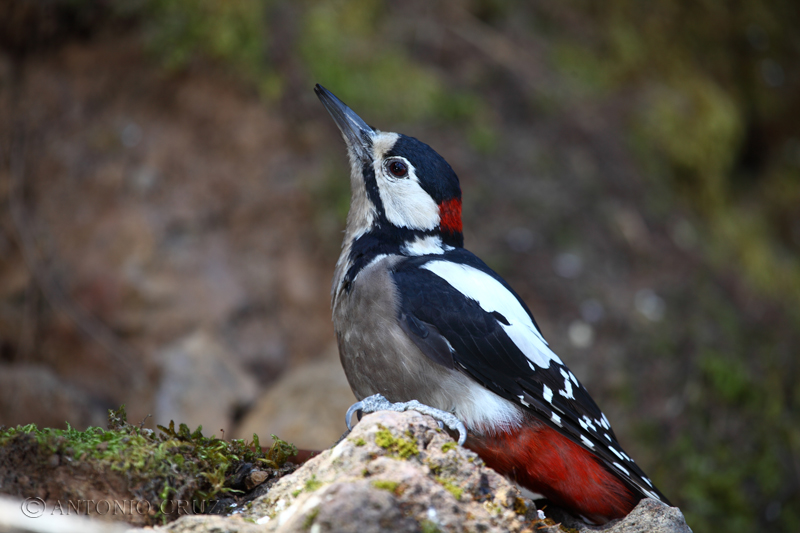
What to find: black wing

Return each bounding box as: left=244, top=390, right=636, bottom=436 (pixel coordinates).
left=391, top=248, right=669, bottom=504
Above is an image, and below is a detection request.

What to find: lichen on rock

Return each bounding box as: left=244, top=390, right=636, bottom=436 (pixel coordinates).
left=151, top=410, right=693, bottom=533
left=234, top=411, right=538, bottom=532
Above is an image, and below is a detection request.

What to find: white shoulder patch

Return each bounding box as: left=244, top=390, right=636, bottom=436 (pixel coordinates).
left=421, top=261, right=562, bottom=369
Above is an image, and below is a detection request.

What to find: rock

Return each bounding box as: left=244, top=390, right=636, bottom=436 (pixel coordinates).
left=234, top=347, right=354, bottom=450
left=227, top=411, right=535, bottom=532
left=548, top=497, right=693, bottom=533
left=158, top=515, right=265, bottom=533
left=153, top=410, right=692, bottom=533
left=154, top=330, right=258, bottom=435
left=0, top=365, right=107, bottom=429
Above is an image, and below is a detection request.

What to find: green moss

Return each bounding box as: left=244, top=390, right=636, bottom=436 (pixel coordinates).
left=0, top=406, right=297, bottom=523
left=291, top=489, right=302, bottom=497
left=419, top=519, right=442, bottom=533
left=373, top=425, right=419, bottom=459
left=371, top=479, right=400, bottom=493
left=440, top=442, right=456, bottom=453
left=352, top=437, right=366, bottom=447
left=304, top=475, right=322, bottom=492
left=435, top=477, right=463, bottom=501
left=303, top=507, right=319, bottom=529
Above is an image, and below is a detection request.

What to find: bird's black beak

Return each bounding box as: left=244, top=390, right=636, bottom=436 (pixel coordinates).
left=315, top=84, right=374, bottom=162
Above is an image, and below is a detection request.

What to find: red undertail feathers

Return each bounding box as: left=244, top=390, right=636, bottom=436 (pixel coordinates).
left=467, top=421, right=640, bottom=524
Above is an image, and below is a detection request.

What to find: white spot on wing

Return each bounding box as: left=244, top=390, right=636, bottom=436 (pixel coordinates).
left=580, top=435, right=595, bottom=449
left=551, top=412, right=562, bottom=426
left=559, top=368, right=574, bottom=399
left=543, top=385, right=553, bottom=404
left=613, top=462, right=630, bottom=476
left=421, top=261, right=562, bottom=369
left=609, top=446, right=625, bottom=461
left=518, top=395, right=530, bottom=407
left=642, top=489, right=661, bottom=501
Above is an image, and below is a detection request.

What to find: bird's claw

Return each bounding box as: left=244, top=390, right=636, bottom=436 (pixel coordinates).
left=343, top=394, right=468, bottom=446
left=345, top=401, right=363, bottom=431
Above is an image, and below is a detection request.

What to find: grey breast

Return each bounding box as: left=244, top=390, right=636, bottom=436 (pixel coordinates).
left=332, top=255, right=461, bottom=409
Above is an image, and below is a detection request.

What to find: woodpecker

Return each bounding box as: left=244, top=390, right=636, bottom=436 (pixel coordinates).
left=315, top=84, right=670, bottom=523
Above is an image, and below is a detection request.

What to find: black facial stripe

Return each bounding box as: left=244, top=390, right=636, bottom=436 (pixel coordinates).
left=361, top=162, right=385, bottom=222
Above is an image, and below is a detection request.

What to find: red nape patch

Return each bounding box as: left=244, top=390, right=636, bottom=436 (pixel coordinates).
left=439, top=198, right=462, bottom=234
left=466, top=424, right=639, bottom=524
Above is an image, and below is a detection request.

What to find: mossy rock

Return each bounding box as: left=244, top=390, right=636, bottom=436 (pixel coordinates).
left=0, top=406, right=299, bottom=526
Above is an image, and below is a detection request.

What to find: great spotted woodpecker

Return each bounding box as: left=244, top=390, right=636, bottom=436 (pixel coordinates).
left=315, top=84, right=670, bottom=523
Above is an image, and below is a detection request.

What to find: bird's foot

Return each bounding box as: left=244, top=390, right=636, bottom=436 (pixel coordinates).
left=345, top=393, right=468, bottom=446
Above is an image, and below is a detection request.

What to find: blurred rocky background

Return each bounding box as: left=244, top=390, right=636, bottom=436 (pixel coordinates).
left=0, top=1, right=797, bottom=532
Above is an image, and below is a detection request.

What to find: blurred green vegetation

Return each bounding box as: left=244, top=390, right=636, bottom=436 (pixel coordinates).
left=6, top=1, right=798, bottom=531
left=135, top=0, right=490, bottom=134
left=571, top=1, right=800, bottom=303
left=557, top=4, right=800, bottom=531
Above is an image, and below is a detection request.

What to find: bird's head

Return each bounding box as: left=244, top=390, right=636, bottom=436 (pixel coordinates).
left=315, top=84, right=463, bottom=251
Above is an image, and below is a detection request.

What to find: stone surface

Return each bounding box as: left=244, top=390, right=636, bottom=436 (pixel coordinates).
left=549, top=497, right=693, bottom=533
left=158, top=515, right=265, bottom=533
left=0, top=365, right=107, bottom=429
left=151, top=410, right=692, bottom=533
left=236, top=411, right=538, bottom=532
left=154, top=330, right=258, bottom=435
left=234, top=347, right=354, bottom=450
left=606, top=499, right=692, bottom=533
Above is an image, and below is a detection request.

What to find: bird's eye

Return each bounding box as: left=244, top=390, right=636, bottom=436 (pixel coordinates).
left=386, top=159, right=409, bottom=178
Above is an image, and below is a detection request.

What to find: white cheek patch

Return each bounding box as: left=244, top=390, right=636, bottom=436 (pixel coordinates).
left=377, top=170, right=440, bottom=231
left=421, top=261, right=562, bottom=369
left=371, top=132, right=440, bottom=232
